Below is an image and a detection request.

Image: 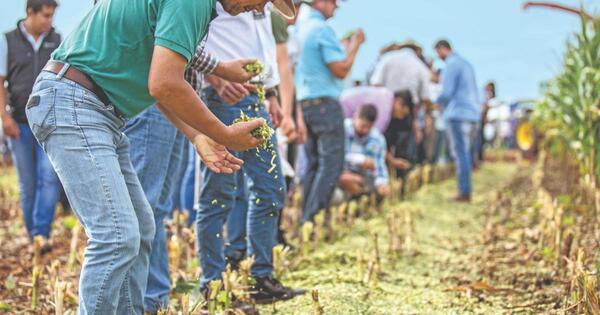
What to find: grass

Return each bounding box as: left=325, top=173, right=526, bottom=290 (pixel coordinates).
left=261, top=163, right=518, bottom=314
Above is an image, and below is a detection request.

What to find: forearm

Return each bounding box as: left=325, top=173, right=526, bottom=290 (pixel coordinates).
left=156, top=102, right=201, bottom=141
left=0, top=82, right=9, bottom=119
left=277, top=45, right=294, bottom=117
left=151, top=78, right=228, bottom=143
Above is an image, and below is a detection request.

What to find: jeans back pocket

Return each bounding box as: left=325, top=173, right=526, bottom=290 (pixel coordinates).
left=26, top=86, right=57, bottom=143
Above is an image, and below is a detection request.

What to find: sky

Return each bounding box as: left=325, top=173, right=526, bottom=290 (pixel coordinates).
left=1, top=0, right=598, bottom=102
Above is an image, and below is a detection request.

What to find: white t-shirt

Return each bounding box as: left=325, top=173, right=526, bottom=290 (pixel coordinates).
left=0, top=21, right=48, bottom=77
left=370, top=48, right=432, bottom=105
left=204, top=3, right=279, bottom=88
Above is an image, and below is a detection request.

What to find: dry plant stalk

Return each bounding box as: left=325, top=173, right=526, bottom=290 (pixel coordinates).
left=311, top=289, right=325, bottom=315
left=372, top=233, right=381, bottom=269
left=207, top=280, right=223, bottom=315
left=314, top=210, right=326, bottom=242
left=68, top=223, right=82, bottom=271
left=403, top=207, right=414, bottom=252
left=302, top=222, right=314, bottom=256
left=180, top=294, right=190, bottom=315
left=33, top=235, right=43, bottom=268
left=362, top=260, right=375, bottom=285
left=54, top=279, right=67, bottom=315
left=347, top=201, right=358, bottom=225
left=272, top=244, right=290, bottom=279
left=387, top=210, right=401, bottom=254
left=31, top=265, right=41, bottom=310
left=356, top=249, right=365, bottom=280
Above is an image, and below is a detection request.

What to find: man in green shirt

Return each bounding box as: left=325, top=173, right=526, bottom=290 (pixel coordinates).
left=25, top=0, right=295, bottom=314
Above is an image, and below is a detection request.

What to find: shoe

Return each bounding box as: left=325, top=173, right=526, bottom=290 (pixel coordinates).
left=200, top=286, right=259, bottom=315
left=451, top=193, right=471, bottom=203
left=250, top=276, right=306, bottom=304
left=225, top=249, right=245, bottom=271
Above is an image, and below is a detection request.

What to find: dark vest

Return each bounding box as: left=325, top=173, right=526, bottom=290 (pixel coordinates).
left=5, top=21, right=60, bottom=123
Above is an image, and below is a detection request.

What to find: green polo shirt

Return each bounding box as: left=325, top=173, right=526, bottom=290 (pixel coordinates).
left=271, top=10, right=289, bottom=45
left=52, top=0, right=216, bottom=118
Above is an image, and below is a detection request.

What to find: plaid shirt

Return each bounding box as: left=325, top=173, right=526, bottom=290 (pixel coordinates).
left=344, top=119, right=389, bottom=187
left=185, top=45, right=219, bottom=92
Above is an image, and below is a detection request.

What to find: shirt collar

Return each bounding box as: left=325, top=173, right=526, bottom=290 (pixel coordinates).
left=308, top=7, right=326, bottom=21
left=19, top=21, right=46, bottom=39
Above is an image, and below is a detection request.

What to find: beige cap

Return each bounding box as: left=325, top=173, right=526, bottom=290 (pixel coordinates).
left=273, top=0, right=297, bottom=19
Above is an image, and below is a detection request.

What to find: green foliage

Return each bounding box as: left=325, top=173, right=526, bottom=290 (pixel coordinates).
left=534, top=15, right=600, bottom=181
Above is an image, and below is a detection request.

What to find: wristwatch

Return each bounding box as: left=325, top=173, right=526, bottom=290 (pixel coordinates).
left=265, top=87, right=279, bottom=99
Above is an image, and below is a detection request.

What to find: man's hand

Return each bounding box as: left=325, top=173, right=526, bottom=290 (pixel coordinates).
left=213, top=58, right=257, bottom=83
left=414, top=128, right=423, bottom=145
left=390, top=158, right=411, bottom=170
left=219, top=82, right=253, bottom=105
left=352, top=28, right=366, bottom=46
left=279, top=115, right=297, bottom=143
left=267, top=96, right=283, bottom=128
left=2, top=114, right=20, bottom=139
left=362, top=158, right=375, bottom=171
left=296, top=108, right=308, bottom=144
left=193, top=134, right=244, bottom=174
left=339, top=172, right=365, bottom=196
left=377, top=184, right=390, bottom=197
left=223, top=119, right=265, bottom=151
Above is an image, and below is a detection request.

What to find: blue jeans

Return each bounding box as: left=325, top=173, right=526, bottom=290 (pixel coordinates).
left=224, top=170, right=249, bottom=258
left=197, top=88, right=286, bottom=287
left=447, top=120, right=478, bottom=195
left=124, top=106, right=186, bottom=313
left=301, top=101, right=345, bottom=222
left=180, top=142, right=197, bottom=226
left=27, top=70, right=156, bottom=315
left=8, top=123, right=61, bottom=238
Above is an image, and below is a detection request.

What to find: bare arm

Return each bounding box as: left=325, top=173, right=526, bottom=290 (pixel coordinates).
left=148, top=45, right=261, bottom=151
left=277, top=43, right=294, bottom=118
left=0, top=77, right=19, bottom=138
left=328, top=29, right=365, bottom=79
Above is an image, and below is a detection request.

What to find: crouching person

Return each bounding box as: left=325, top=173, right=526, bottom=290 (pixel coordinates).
left=339, top=104, right=390, bottom=200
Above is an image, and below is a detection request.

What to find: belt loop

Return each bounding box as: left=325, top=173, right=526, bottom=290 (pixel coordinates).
left=56, top=62, right=71, bottom=79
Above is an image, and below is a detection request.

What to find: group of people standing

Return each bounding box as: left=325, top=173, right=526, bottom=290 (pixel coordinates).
left=1, top=0, right=487, bottom=314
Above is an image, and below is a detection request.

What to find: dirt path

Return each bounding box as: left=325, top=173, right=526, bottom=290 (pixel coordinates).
left=262, top=163, right=524, bottom=314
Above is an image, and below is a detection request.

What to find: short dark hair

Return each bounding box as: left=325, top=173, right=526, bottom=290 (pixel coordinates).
left=394, top=90, right=414, bottom=112
left=435, top=39, right=452, bottom=50
left=358, top=104, right=378, bottom=123
left=27, top=0, right=58, bottom=13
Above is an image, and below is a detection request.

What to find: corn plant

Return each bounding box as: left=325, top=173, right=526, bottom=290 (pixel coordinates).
left=534, top=15, right=600, bottom=190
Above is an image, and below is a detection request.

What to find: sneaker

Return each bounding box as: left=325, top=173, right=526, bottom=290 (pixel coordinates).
left=199, top=287, right=259, bottom=315
left=250, top=276, right=306, bottom=304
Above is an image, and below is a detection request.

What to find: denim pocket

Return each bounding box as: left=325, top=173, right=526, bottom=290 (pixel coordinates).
left=26, top=87, right=57, bottom=142
left=304, top=103, right=344, bottom=134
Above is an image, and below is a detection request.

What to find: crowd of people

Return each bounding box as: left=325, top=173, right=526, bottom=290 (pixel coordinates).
left=1, top=0, right=494, bottom=314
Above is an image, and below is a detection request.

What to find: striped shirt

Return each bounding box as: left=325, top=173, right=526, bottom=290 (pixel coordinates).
left=185, top=45, right=219, bottom=92
left=344, top=119, right=389, bottom=187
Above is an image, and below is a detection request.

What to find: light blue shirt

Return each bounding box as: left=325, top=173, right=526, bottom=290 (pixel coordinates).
left=436, top=53, right=481, bottom=122
left=295, top=8, right=346, bottom=101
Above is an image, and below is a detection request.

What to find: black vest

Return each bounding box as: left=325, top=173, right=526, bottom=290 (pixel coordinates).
left=5, top=21, right=61, bottom=123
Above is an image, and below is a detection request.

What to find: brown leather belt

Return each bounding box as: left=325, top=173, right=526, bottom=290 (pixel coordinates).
left=43, top=61, right=113, bottom=109
left=298, top=97, right=337, bottom=107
